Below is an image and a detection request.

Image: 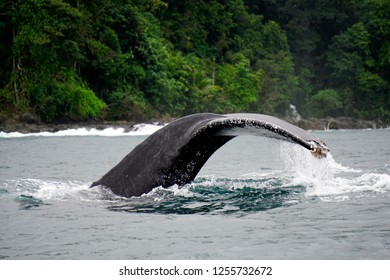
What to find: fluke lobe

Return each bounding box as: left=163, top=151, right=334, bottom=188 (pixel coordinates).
left=91, top=113, right=329, bottom=197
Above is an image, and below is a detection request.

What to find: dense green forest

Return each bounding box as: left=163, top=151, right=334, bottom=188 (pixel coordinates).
left=1, top=0, right=389, bottom=122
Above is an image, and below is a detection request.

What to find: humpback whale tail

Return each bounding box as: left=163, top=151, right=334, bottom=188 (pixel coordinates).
left=91, top=113, right=329, bottom=198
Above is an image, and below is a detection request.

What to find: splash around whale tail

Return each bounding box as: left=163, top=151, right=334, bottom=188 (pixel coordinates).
left=91, top=113, right=329, bottom=198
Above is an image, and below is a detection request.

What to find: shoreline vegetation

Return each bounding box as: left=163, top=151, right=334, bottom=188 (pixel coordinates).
left=1, top=1, right=389, bottom=130
left=0, top=113, right=388, bottom=134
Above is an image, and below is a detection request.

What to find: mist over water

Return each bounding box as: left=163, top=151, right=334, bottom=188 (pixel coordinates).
left=1, top=128, right=389, bottom=259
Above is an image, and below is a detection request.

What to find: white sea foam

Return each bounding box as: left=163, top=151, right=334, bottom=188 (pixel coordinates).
left=279, top=142, right=390, bottom=198
left=3, top=178, right=118, bottom=202
left=0, top=123, right=164, bottom=138
left=141, top=184, right=197, bottom=201
left=31, top=180, right=89, bottom=201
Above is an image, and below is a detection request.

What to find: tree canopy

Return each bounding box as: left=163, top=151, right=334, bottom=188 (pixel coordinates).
left=1, top=0, right=389, bottom=122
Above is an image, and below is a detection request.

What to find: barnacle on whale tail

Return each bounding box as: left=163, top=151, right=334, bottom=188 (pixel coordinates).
left=308, top=140, right=329, bottom=158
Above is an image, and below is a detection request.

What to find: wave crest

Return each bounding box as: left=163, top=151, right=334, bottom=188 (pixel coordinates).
left=0, top=124, right=163, bottom=138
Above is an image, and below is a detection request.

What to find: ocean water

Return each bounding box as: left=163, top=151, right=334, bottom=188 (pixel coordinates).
left=0, top=126, right=389, bottom=259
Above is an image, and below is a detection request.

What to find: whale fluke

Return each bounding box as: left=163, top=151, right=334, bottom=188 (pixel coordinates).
left=91, top=113, right=329, bottom=197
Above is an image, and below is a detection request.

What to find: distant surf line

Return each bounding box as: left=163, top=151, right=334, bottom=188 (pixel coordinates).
left=0, top=124, right=164, bottom=138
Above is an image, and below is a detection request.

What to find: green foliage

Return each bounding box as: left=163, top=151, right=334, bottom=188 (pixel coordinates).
left=354, top=70, right=389, bottom=119
left=108, top=88, right=150, bottom=121
left=326, top=18, right=390, bottom=119
left=0, top=89, right=13, bottom=111
left=52, top=73, right=106, bottom=120
left=305, top=89, right=343, bottom=118
left=262, top=0, right=390, bottom=120
left=215, top=53, right=264, bottom=112
left=0, top=0, right=389, bottom=122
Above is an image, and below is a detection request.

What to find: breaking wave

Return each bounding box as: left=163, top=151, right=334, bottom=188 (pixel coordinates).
left=0, top=123, right=164, bottom=138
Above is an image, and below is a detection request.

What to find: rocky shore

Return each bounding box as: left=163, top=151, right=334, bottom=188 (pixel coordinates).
left=295, top=116, right=388, bottom=130
left=0, top=118, right=136, bottom=134
left=0, top=113, right=388, bottom=134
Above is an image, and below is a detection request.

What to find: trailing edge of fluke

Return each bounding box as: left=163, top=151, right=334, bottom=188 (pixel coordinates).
left=91, top=113, right=329, bottom=197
